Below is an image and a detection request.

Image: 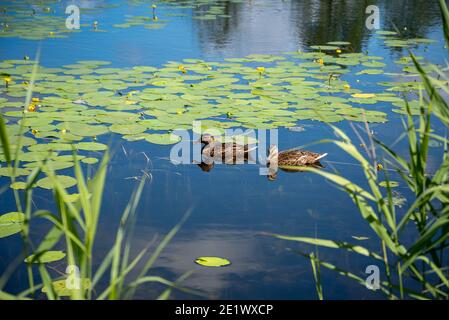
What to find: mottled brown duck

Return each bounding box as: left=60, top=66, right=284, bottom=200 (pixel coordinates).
left=201, top=134, right=256, bottom=164
left=266, top=145, right=327, bottom=180
left=267, top=145, right=327, bottom=169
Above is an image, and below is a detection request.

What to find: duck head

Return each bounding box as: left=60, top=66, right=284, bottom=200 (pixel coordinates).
left=200, top=134, right=215, bottom=145
left=267, top=145, right=279, bottom=164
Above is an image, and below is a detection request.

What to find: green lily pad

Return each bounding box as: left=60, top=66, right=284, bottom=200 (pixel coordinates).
left=0, top=212, right=25, bottom=238
left=10, top=182, right=27, bottom=190
left=42, top=278, right=91, bottom=296
left=76, top=142, right=107, bottom=151
left=195, top=256, right=231, bottom=267
left=25, top=251, right=66, bottom=264
left=144, top=133, right=181, bottom=145
left=36, top=175, right=78, bottom=190
left=0, top=167, right=30, bottom=177
left=81, top=157, right=99, bottom=164
left=110, top=124, right=146, bottom=135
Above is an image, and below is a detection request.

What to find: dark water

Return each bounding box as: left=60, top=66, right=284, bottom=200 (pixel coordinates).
left=0, top=0, right=447, bottom=299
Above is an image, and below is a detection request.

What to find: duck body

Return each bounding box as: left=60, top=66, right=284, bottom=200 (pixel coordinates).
left=201, top=135, right=255, bottom=164
left=203, top=142, right=254, bottom=164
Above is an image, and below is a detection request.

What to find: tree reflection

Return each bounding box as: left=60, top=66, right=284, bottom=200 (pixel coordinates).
left=186, top=0, right=443, bottom=56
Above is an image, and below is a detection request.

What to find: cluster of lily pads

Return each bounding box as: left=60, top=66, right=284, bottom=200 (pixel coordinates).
left=0, top=34, right=439, bottom=191
left=0, top=0, right=246, bottom=39
left=0, top=2, right=74, bottom=40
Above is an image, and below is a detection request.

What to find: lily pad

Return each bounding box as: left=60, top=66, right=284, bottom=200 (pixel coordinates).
left=25, top=251, right=66, bottom=264
left=144, top=133, right=181, bottom=145
left=36, top=175, right=78, bottom=190
left=195, top=256, right=231, bottom=267
left=0, top=212, right=25, bottom=238
left=76, top=142, right=107, bottom=151
left=42, top=278, right=91, bottom=296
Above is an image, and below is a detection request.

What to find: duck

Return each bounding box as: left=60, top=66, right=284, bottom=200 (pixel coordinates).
left=266, top=145, right=327, bottom=180
left=201, top=134, right=256, bottom=165
left=267, top=145, right=327, bottom=169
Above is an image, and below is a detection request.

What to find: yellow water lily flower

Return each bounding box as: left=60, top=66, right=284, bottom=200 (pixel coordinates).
left=178, top=65, right=187, bottom=74
left=336, top=49, right=342, bottom=54
left=23, top=81, right=29, bottom=86
left=317, top=58, right=324, bottom=65
left=343, top=84, right=351, bottom=90
left=4, top=75, right=11, bottom=88
left=31, top=129, right=38, bottom=135
left=61, top=129, right=67, bottom=134
left=256, top=67, right=265, bottom=74
left=376, top=163, right=383, bottom=171
left=32, top=97, right=40, bottom=103
left=28, top=104, right=36, bottom=112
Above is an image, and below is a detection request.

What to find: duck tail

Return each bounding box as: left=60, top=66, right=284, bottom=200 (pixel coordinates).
left=314, top=153, right=328, bottom=161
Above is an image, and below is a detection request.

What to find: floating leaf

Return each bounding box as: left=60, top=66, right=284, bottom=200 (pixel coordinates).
left=76, top=142, right=107, bottom=151
left=25, top=251, right=66, bottom=264
left=10, top=182, right=27, bottom=190
left=81, top=157, right=99, bottom=164
left=42, top=278, right=91, bottom=296
left=351, top=93, right=376, bottom=99
left=0, top=167, right=30, bottom=177
left=195, top=256, right=231, bottom=267
left=144, top=133, right=181, bottom=145
left=0, top=212, right=25, bottom=238
left=36, top=176, right=77, bottom=190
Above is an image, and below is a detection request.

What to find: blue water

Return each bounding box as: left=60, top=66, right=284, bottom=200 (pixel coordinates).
left=0, top=0, right=447, bottom=299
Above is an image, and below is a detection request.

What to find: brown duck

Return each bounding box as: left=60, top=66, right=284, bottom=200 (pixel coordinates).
left=201, top=134, right=256, bottom=165
left=267, top=145, right=327, bottom=169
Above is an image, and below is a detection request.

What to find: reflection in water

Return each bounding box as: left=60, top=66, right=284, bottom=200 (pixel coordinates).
left=194, top=0, right=443, bottom=57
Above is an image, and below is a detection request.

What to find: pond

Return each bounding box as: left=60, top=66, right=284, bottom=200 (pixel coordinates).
left=0, top=0, right=448, bottom=299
